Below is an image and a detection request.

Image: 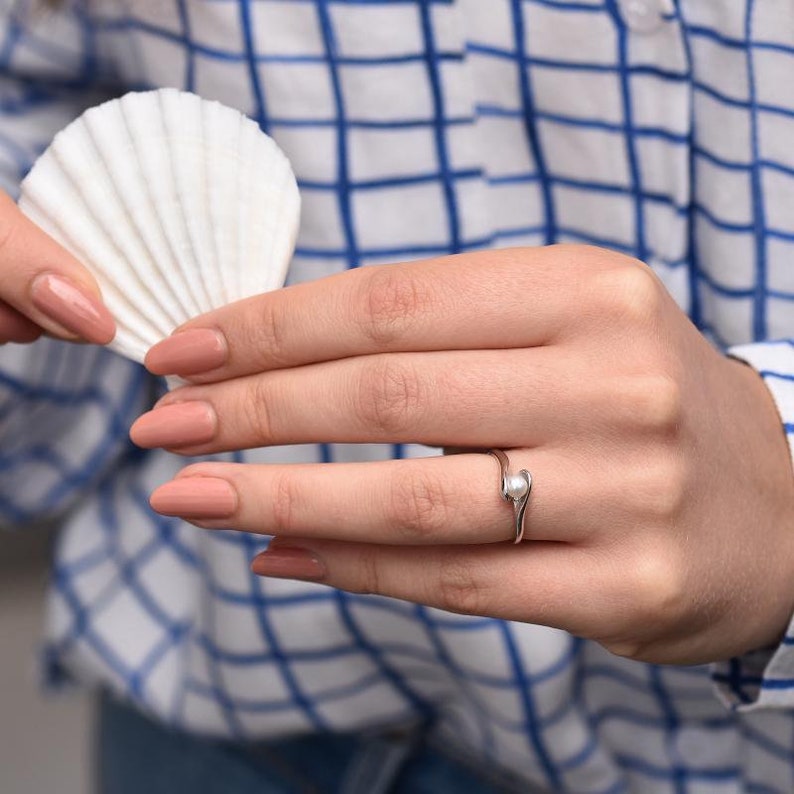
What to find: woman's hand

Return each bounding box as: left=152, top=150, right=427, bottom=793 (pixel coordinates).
left=0, top=191, right=114, bottom=344
left=131, top=245, right=794, bottom=665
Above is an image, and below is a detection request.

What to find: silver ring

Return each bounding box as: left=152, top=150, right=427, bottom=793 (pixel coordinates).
left=487, top=449, right=532, bottom=544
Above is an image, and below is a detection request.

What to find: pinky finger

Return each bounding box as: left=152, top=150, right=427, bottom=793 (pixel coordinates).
left=251, top=537, right=605, bottom=631
left=0, top=300, right=42, bottom=344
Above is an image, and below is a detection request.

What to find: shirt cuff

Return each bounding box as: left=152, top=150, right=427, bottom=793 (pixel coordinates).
left=711, top=340, right=794, bottom=709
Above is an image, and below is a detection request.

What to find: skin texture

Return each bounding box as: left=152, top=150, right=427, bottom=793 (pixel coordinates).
left=0, top=191, right=115, bottom=345
left=134, top=244, right=794, bottom=666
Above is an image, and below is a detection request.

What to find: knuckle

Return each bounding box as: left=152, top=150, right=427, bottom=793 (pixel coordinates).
left=625, top=375, right=684, bottom=438
left=355, top=547, right=382, bottom=596
left=597, top=264, right=663, bottom=326
left=388, top=468, right=449, bottom=542
left=627, top=547, right=686, bottom=626
left=435, top=558, right=484, bottom=615
left=253, top=299, right=286, bottom=363
left=358, top=268, right=431, bottom=347
left=625, top=452, right=688, bottom=524
left=248, top=299, right=289, bottom=367
left=600, top=548, right=686, bottom=660
left=246, top=377, right=277, bottom=443
left=645, top=456, right=688, bottom=522
left=269, top=470, right=301, bottom=535
left=357, top=356, right=422, bottom=436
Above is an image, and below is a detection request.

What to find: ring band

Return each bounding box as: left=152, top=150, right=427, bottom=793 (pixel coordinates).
left=488, top=449, right=532, bottom=544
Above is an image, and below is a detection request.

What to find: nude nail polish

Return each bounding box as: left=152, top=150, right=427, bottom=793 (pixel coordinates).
left=30, top=273, right=115, bottom=343
left=150, top=477, right=237, bottom=518
left=251, top=547, right=326, bottom=581
left=130, top=401, right=216, bottom=448
left=146, top=328, right=227, bottom=375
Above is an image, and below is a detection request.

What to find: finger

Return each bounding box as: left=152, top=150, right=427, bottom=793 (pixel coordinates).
left=145, top=245, right=627, bottom=381
left=0, top=192, right=115, bottom=343
left=132, top=347, right=624, bottom=453
left=0, top=300, right=43, bottom=344
left=147, top=450, right=639, bottom=546
left=152, top=454, right=530, bottom=543
left=250, top=538, right=617, bottom=635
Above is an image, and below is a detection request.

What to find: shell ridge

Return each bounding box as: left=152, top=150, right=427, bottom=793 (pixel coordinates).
left=201, top=101, right=227, bottom=307
left=235, top=120, right=257, bottom=302
left=133, top=89, right=199, bottom=317
left=209, top=105, right=244, bottom=306
left=117, top=92, right=202, bottom=321
left=105, top=96, right=195, bottom=328
left=262, top=153, right=282, bottom=288
left=242, top=132, right=273, bottom=299
left=82, top=106, right=184, bottom=335
left=166, top=92, right=215, bottom=313
left=204, top=102, right=225, bottom=305
left=142, top=90, right=208, bottom=317
left=263, top=148, right=298, bottom=292
left=226, top=112, right=245, bottom=305
left=200, top=101, right=226, bottom=307
left=266, top=158, right=294, bottom=292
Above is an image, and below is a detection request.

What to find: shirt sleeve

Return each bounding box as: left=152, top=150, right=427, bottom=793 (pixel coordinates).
left=711, top=339, right=794, bottom=709
left=0, top=3, right=157, bottom=529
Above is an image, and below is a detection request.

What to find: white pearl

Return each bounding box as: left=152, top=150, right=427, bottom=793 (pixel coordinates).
left=505, top=474, right=528, bottom=500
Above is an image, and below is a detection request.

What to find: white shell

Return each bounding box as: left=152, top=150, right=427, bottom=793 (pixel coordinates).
left=18, top=88, right=300, bottom=364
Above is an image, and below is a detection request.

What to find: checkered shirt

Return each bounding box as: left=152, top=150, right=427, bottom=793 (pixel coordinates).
left=3, top=1, right=794, bottom=791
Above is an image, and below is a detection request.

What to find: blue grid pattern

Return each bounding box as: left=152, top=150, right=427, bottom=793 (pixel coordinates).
left=2, top=0, right=794, bottom=791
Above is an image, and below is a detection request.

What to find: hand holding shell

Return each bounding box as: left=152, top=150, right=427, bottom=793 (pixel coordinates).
left=18, top=88, right=300, bottom=364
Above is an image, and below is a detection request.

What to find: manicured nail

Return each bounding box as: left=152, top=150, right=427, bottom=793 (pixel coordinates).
left=30, top=273, right=115, bottom=343
left=150, top=476, right=237, bottom=518
left=251, top=546, right=326, bottom=581
left=130, top=401, right=216, bottom=448
left=146, top=328, right=227, bottom=376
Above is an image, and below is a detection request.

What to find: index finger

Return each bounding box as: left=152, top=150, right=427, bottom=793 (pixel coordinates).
left=144, top=245, right=618, bottom=382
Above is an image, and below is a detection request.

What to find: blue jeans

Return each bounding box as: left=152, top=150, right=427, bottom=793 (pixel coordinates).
left=97, top=693, right=532, bottom=794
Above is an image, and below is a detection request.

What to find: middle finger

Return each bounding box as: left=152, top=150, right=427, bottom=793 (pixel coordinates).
left=131, top=347, right=606, bottom=453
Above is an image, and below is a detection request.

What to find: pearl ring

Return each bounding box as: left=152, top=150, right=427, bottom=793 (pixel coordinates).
left=488, top=449, right=532, bottom=544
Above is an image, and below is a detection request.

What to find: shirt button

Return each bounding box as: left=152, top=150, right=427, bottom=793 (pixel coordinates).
left=618, top=0, right=664, bottom=34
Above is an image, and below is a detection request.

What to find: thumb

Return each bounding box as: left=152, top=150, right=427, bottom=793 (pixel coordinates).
left=0, top=191, right=115, bottom=344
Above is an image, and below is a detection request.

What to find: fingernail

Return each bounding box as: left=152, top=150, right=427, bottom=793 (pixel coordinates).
left=146, top=328, right=227, bottom=376
left=150, top=476, right=237, bottom=518
left=251, top=546, right=326, bottom=581
left=30, top=273, right=115, bottom=344
left=130, top=401, right=216, bottom=448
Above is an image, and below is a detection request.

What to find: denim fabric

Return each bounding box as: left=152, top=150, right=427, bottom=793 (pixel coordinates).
left=97, top=692, right=535, bottom=794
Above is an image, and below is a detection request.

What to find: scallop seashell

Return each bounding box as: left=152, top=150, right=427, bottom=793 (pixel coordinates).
left=18, top=88, right=300, bottom=365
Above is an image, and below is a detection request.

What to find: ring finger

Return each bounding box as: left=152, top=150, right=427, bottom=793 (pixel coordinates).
left=149, top=450, right=621, bottom=546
